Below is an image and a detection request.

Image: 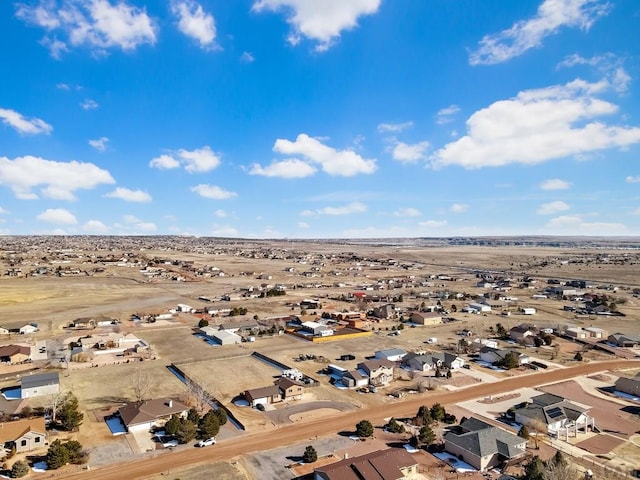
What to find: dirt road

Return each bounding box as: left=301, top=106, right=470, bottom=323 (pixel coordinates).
left=62, top=359, right=640, bottom=480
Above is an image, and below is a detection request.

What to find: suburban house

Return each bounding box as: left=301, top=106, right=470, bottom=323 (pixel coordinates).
left=374, top=348, right=407, bottom=362
left=19, top=324, right=39, bottom=335
left=118, top=397, right=189, bottom=432
left=409, top=312, right=442, bottom=326
left=70, top=318, right=96, bottom=329
left=0, top=345, right=30, bottom=364
left=314, top=448, right=420, bottom=480
left=300, top=321, right=334, bottom=337
left=371, top=304, right=396, bottom=320
left=402, top=352, right=465, bottom=372
left=243, top=385, right=281, bottom=407
left=565, top=327, right=588, bottom=339
left=479, top=347, right=530, bottom=366
left=514, top=393, right=594, bottom=439
left=342, top=370, right=369, bottom=388
left=21, top=371, right=60, bottom=399
left=509, top=325, right=537, bottom=343
left=614, top=372, right=640, bottom=397
left=584, top=326, right=607, bottom=339
left=357, top=359, right=395, bottom=386
left=0, top=417, right=47, bottom=456
left=443, top=417, right=526, bottom=472
left=608, top=333, right=639, bottom=348
left=0, top=326, right=10, bottom=335
left=274, top=377, right=305, bottom=402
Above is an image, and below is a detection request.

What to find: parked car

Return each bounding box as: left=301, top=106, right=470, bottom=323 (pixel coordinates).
left=195, top=437, right=216, bottom=447
left=162, top=438, right=178, bottom=448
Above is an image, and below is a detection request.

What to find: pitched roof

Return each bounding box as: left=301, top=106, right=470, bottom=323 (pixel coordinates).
left=0, top=345, right=30, bottom=357
left=243, top=385, right=280, bottom=401
left=21, top=371, right=59, bottom=389
left=315, top=448, right=418, bottom=480
left=445, top=418, right=525, bottom=459
left=0, top=417, right=46, bottom=443
left=358, top=359, right=395, bottom=372
left=118, top=397, right=188, bottom=427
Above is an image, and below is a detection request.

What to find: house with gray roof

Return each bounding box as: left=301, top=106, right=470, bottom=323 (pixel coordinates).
left=357, top=359, right=395, bottom=386
left=374, top=348, right=407, bottom=362
left=444, top=417, right=526, bottom=471
left=402, top=352, right=464, bottom=372
left=514, top=393, right=594, bottom=440
left=608, top=332, right=639, bottom=348
left=614, top=372, right=640, bottom=398
left=21, top=371, right=59, bottom=399
left=479, top=347, right=529, bottom=366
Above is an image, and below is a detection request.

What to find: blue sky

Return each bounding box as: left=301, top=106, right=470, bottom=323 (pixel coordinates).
left=1, top=0, right=639, bottom=238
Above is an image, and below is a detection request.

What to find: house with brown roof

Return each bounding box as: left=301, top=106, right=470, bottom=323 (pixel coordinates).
left=0, top=345, right=30, bottom=364
left=0, top=417, right=47, bottom=456
left=314, top=448, right=419, bottom=480
left=274, top=377, right=305, bottom=402
left=243, top=385, right=281, bottom=407
left=118, top=397, right=189, bottom=432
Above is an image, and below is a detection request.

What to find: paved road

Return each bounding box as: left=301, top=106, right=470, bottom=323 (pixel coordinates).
left=61, top=359, right=640, bottom=480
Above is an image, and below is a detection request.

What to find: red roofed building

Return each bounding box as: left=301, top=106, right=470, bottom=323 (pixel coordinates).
left=314, top=448, right=419, bottom=480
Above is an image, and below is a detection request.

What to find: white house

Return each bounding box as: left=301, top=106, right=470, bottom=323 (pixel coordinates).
left=19, top=324, right=39, bottom=335
left=521, top=308, right=536, bottom=315
left=374, top=348, right=407, bottom=362
left=467, top=303, right=491, bottom=313
left=21, top=372, right=60, bottom=399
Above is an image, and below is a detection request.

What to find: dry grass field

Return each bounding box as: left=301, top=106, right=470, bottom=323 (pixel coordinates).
left=2, top=238, right=640, bottom=478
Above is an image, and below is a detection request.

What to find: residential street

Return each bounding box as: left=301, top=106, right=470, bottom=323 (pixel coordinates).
left=60, top=359, right=640, bottom=480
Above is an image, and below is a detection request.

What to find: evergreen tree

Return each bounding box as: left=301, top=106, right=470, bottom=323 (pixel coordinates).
left=10, top=460, right=29, bottom=478
left=164, top=414, right=181, bottom=436
left=355, top=420, right=374, bottom=438
left=199, top=410, right=221, bottom=438
left=430, top=403, right=446, bottom=423
left=418, top=425, right=436, bottom=446
left=215, top=407, right=227, bottom=426
left=522, top=455, right=544, bottom=480
left=175, top=418, right=197, bottom=444
left=415, top=405, right=432, bottom=425
left=386, top=417, right=405, bottom=433
left=302, top=445, right=318, bottom=463
left=187, top=407, right=200, bottom=424
left=57, top=393, right=83, bottom=431
left=46, top=440, right=70, bottom=469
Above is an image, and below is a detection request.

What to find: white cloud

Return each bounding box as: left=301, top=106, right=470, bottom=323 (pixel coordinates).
left=430, top=78, right=640, bottom=169
left=83, top=219, right=108, bottom=233
left=319, top=202, right=367, bottom=215
left=240, top=51, right=255, bottom=63
left=557, top=53, right=630, bottom=93
left=104, top=187, right=152, bottom=203
left=537, top=200, right=570, bottom=215
left=271, top=133, right=376, bottom=176
left=214, top=209, right=227, bottom=218
left=393, top=207, right=421, bottom=218
left=211, top=224, right=238, bottom=236
left=419, top=219, right=447, bottom=228
left=0, top=155, right=115, bottom=200
left=469, top=0, right=610, bottom=66
left=252, top=0, right=380, bottom=51
left=0, top=207, right=8, bottom=214
left=545, top=215, right=626, bottom=234
left=435, top=104, right=460, bottom=125
left=149, top=146, right=221, bottom=173
left=191, top=184, right=237, bottom=200
left=248, top=158, right=317, bottom=178
left=377, top=121, right=414, bottom=133
left=633, top=208, right=640, bottom=216
left=37, top=208, right=78, bottom=225
left=81, top=99, right=99, bottom=110
left=120, top=214, right=156, bottom=232
left=391, top=141, right=429, bottom=163
left=16, top=0, right=157, bottom=56
left=298, top=221, right=309, bottom=229
left=88, top=136, right=109, bottom=151
left=135, top=222, right=157, bottom=232
left=0, top=108, right=52, bottom=135
left=170, top=0, right=216, bottom=49
left=540, top=178, right=571, bottom=190
left=149, top=154, right=180, bottom=170
left=123, top=214, right=140, bottom=224
left=450, top=203, right=469, bottom=213
left=626, top=176, right=640, bottom=184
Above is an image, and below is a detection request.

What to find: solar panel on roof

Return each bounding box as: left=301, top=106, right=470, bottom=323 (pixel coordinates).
left=546, top=407, right=564, bottom=419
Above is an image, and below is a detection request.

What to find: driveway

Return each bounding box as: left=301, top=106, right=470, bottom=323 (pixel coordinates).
left=264, top=400, right=356, bottom=426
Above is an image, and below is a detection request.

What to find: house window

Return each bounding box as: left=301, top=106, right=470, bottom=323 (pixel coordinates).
left=21, top=440, right=27, bottom=447
left=35, top=437, right=41, bottom=443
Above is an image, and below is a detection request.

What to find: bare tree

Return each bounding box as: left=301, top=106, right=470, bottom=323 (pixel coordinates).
left=184, top=378, right=210, bottom=413
left=34, top=390, right=67, bottom=424
left=544, top=455, right=580, bottom=480
left=130, top=367, right=152, bottom=402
